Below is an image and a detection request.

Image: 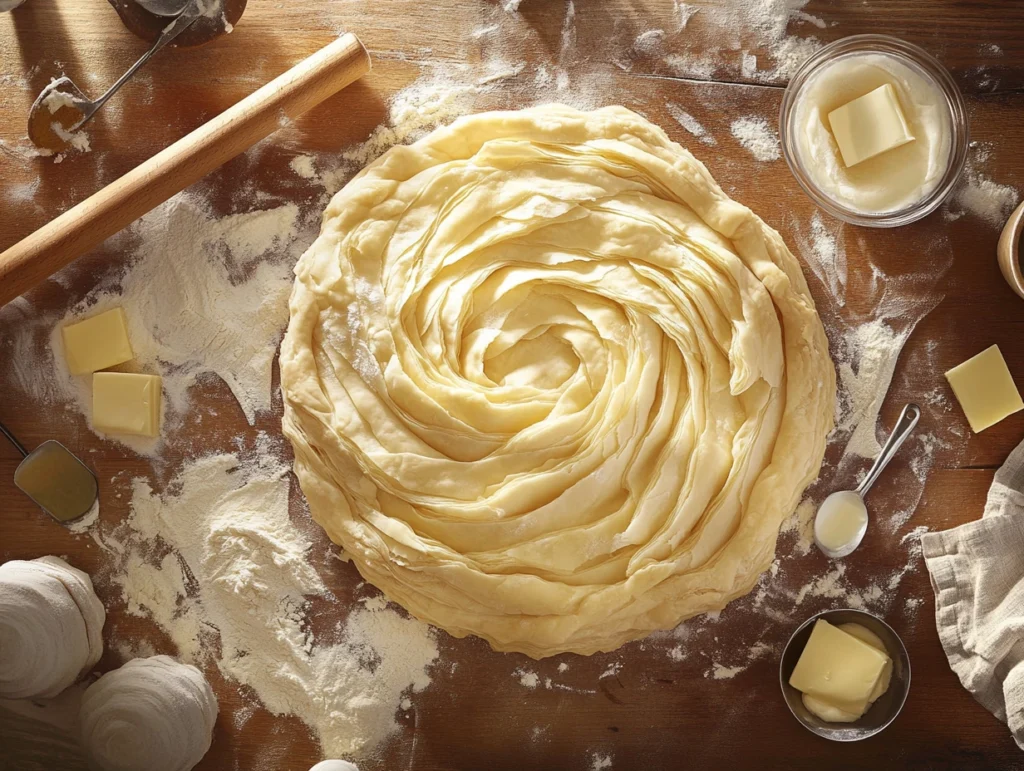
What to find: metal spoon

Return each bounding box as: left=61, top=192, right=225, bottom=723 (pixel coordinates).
left=814, top=403, right=921, bottom=559
left=27, top=0, right=202, bottom=152
left=0, top=420, right=98, bottom=523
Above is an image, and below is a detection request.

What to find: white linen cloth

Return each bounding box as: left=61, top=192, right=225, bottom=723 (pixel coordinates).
left=922, top=437, right=1024, bottom=748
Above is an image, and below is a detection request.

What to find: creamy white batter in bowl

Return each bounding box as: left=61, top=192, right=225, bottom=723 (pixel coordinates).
left=781, top=35, right=968, bottom=227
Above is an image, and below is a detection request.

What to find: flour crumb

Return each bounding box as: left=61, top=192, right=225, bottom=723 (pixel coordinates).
left=675, top=2, right=700, bottom=30
left=359, top=595, right=388, bottom=612
left=952, top=172, right=1019, bottom=228
left=667, top=646, right=686, bottom=662
left=590, top=752, right=613, bottom=771
left=741, top=51, right=758, bottom=78
left=709, top=663, right=744, bottom=680
left=557, top=662, right=569, bottom=673
left=51, top=121, right=91, bottom=154
left=515, top=668, right=540, bottom=689
left=730, top=116, right=781, bottom=162
left=633, top=29, right=666, bottom=56
left=289, top=155, right=317, bottom=179
left=666, top=102, right=716, bottom=146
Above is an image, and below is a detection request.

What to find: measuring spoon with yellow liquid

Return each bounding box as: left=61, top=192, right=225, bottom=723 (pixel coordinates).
left=1, top=420, right=97, bottom=523
left=815, top=403, right=921, bottom=559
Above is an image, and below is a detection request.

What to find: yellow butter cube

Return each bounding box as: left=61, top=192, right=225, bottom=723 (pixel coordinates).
left=92, top=372, right=162, bottom=437
left=945, top=345, right=1024, bottom=433
left=61, top=307, right=134, bottom=375
left=789, top=619, right=890, bottom=708
left=827, top=84, right=915, bottom=168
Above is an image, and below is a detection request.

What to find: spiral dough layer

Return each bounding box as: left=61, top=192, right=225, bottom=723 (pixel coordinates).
left=0, top=556, right=105, bottom=698
left=280, top=105, right=835, bottom=657
left=80, top=655, right=218, bottom=771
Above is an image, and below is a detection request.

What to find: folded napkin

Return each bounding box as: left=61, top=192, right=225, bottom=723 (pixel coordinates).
left=922, top=437, right=1024, bottom=749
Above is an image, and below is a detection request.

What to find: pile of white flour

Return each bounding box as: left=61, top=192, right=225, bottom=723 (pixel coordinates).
left=97, top=444, right=438, bottom=758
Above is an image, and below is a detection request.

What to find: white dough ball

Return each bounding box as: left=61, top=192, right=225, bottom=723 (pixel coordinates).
left=0, top=555, right=105, bottom=699
left=81, top=655, right=218, bottom=771
left=310, top=761, right=360, bottom=771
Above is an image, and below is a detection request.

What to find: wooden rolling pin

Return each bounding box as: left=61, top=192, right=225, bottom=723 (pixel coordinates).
left=0, top=33, right=370, bottom=308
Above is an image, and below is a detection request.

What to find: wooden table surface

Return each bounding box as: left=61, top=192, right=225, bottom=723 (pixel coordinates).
left=3, top=1, right=1024, bottom=770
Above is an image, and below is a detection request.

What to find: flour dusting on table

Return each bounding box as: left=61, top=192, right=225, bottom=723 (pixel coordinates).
left=730, top=116, right=781, bottom=162
left=97, top=443, right=439, bottom=758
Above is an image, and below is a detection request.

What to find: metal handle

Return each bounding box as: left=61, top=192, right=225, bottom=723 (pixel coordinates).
left=83, top=2, right=202, bottom=122
left=855, top=403, right=921, bottom=497
left=0, top=420, right=29, bottom=458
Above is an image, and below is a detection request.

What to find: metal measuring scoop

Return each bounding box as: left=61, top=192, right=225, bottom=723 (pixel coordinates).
left=814, top=403, right=921, bottom=559
left=1, top=420, right=98, bottom=523
left=27, top=0, right=203, bottom=152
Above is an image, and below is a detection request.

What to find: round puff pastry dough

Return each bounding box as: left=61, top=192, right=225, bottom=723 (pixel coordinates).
left=280, top=105, right=835, bottom=658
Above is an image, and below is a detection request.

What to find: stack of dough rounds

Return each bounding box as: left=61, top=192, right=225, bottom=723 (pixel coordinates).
left=80, top=656, right=218, bottom=771
left=0, top=555, right=105, bottom=698
left=281, top=105, right=835, bottom=657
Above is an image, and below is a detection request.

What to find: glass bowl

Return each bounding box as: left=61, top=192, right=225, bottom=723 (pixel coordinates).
left=780, top=34, right=969, bottom=228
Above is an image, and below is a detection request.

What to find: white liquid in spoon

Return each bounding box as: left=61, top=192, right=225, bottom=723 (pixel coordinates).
left=814, top=490, right=868, bottom=553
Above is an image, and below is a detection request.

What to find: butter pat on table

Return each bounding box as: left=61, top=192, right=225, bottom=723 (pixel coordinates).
left=789, top=619, right=891, bottom=714
left=92, top=372, right=162, bottom=437
left=61, top=307, right=134, bottom=375
left=945, top=344, right=1024, bottom=433
left=827, top=83, right=915, bottom=168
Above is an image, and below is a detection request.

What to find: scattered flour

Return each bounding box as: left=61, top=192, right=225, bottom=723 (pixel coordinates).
left=666, top=101, right=716, bottom=146
left=633, top=29, right=666, bottom=57
left=68, top=499, right=100, bottom=534
left=289, top=154, right=317, bottom=179
left=44, top=196, right=302, bottom=453
left=664, top=52, right=719, bottom=81
left=660, top=0, right=822, bottom=83
left=709, top=663, right=743, bottom=680
left=835, top=319, right=910, bottom=459
left=342, top=76, right=481, bottom=169
left=783, top=498, right=817, bottom=556
left=103, top=449, right=439, bottom=758
left=730, top=117, right=781, bottom=162
left=51, top=121, right=91, bottom=154
left=952, top=172, right=1019, bottom=228
left=42, top=87, right=91, bottom=154
left=590, top=752, right=613, bottom=771
left=515, top=669, right=541, bottom=689
left=799, top=212, right=847, bottom=306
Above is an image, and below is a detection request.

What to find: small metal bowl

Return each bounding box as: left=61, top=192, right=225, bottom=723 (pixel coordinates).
left=779, top=608, right=911, bottom=742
